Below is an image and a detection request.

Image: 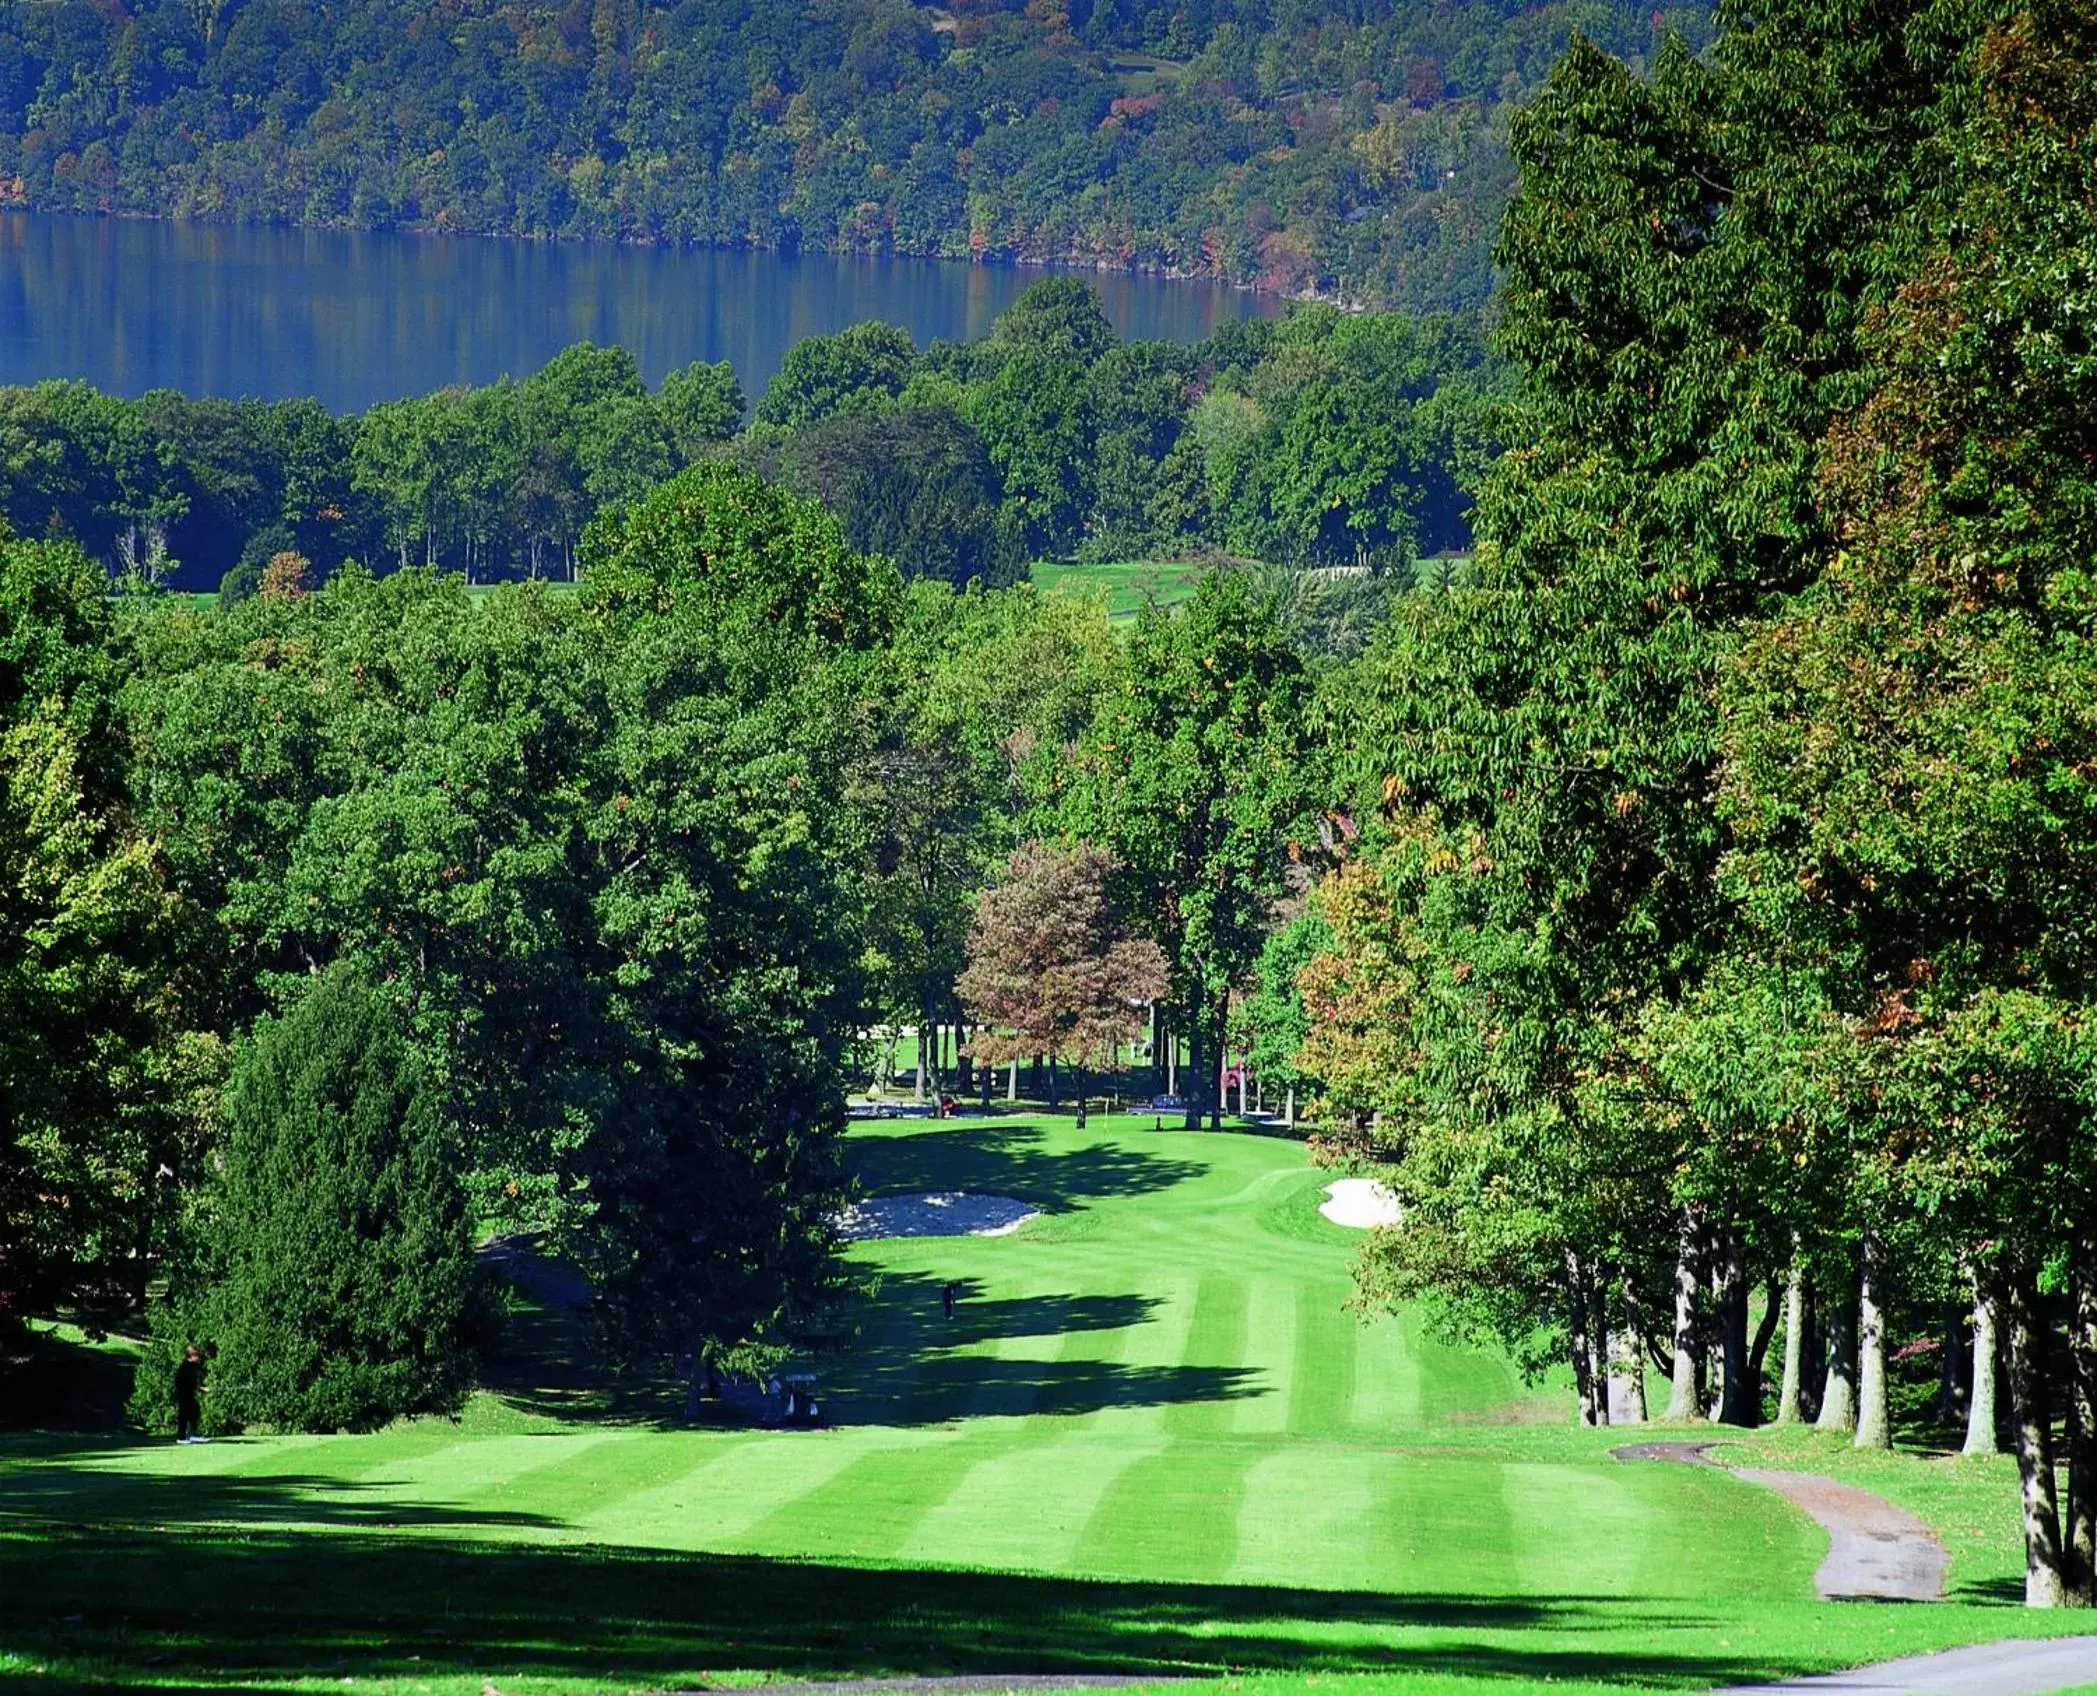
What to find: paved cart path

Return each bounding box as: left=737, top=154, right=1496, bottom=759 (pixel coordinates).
left=1612, top=1441, right=1948, bottom=1601
left=1718, top=1634, right=2097, bottom=1694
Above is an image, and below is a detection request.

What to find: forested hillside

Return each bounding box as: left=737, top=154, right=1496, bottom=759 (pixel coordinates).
left=0, top=0, right=1707, bottom=311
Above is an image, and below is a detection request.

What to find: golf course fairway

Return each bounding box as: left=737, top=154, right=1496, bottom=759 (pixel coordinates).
left=0, top=1115, right=2086, bottom=1692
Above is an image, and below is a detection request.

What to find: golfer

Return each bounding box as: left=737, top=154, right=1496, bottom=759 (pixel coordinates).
left=942, top=1281, right=957, bottom=1320
left=173, top=1344, right=207, bottom=1443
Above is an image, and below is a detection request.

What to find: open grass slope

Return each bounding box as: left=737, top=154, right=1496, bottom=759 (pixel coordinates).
left=0, top=1115, right=2083, bottom=1693
left=1030, top=561, right=1209, bottom=621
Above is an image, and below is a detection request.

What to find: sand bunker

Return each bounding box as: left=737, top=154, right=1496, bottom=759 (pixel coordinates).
left=1320, top=1178, right=1401, bottom=1229
left=839, top=1192, right=1040, bottom=1241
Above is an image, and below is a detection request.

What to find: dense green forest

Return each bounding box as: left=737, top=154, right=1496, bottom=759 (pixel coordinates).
left=8, top=0, right=2097, bottom=1615
left=0, top=282, right=1496, bottom=596
left=0, top=0, right=1708, bottom=311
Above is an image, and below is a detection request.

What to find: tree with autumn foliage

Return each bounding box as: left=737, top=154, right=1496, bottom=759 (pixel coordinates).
left=958, top=842, right=1167, bottom=1126
left=1068, top=573, right=1314, bottom=1131
left=1301, top=0, right=2004, bottom=1442
left=1717, top=0, right=2097, bottom=1602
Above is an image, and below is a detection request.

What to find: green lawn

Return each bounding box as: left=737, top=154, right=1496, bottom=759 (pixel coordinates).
left=0, top=1115, right=2080, bottom=1692
left=1032, top=560, right=1210, bottom=620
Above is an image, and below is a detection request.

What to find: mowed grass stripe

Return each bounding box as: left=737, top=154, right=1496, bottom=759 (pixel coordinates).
left=737, top=1432, right=965, bottom=1561
left=568, top=1432, right=861, bottom=1549
left=1625, top=1462, right=1824, bottom=1601
left=1229, top=1444, right=1391, bottom=1590
left=1377, top=1450, right=1520, bottom=1595
left=898, top=1436, right=1161, bottom=1572
left=1502, top=1461, right=1662, bottom=1597
left=374, top=1430, right=639, bottom=1519
left=1162, top=1273, right=1248, bottom=1437
left=1408, top=1308, right=1523, bottom=1419
left=1286, top=1281, right=1356, bottom=1439
left=1229, top=1274, right=1297, bottom=1434
left=1069, top=1437, right=1255, bottom=1582
left=1021, top=1276, right=1138, bottom=1435
left=1345, top=1306, right=1422, bottom=1434
left=1084, top=1266, right=1197, bottom=1437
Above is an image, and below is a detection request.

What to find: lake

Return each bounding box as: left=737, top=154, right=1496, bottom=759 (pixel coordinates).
left=0, top=212, right=1274, bottom=412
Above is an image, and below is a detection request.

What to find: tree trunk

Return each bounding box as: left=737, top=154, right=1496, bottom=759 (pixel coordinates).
left=1940, top=1304, right=1964, bottom=1427
left=1747, top=1275, right=1782, bottom=1389
left=2067, top=1267, right=2097, bottom=1601
left=1184, top=1008, right=1204, bottom=1130
left=1619, top=1273, right=1649, bottom=1423
left=1166, top=1019, right=1177, bottom=1097
left=1778, top=1249, right=1806, bottom=1425
left=1818, top=1260, right=1858, bottom=1434
left=1590, top=1273, right=1612, bottom=1426
left=1567, top=1252, right=1598, bottom=1426
left=1966, top=1271, right=2001, bottom=1457
left=1799, top=1271, right=1824, bottom=1423
left=914, top=1021, right=927, bottom=1102
left=1717, top=1232, right=1756, bottom=1427
left=1046, top=1053, right=1059, bottom=1109
left=2004, top=1267, right=2068, bottom=1607
left=1620, top=1329, right=1649, bottom=1423
left=1075, top=1063, right=1088, bottom=1129
left=1211, top=999, right=1227, bottom=1132
left=1007, top=1059, right=1018, bottom=1103
left=1855, top=1233, right=1891, bottom=1450
left=1666, top=1214, right=1702, bottom=1420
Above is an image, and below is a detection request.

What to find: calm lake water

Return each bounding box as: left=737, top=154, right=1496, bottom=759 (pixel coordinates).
left=0, top=212, right=1274, bottom=411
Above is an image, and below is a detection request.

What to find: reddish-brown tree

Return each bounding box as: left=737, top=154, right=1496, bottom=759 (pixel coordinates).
left=959, top=842, right=1168, bottom=1125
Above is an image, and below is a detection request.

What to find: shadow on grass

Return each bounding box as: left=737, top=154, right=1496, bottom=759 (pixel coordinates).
left=0, top=1325, right=140, bottom=1432
left=829, top=1273, right=1260, bottom=1427
left=476, top=1269, right=1255, bottom=1434
left=0, top=1452, right=560, bottom=1532
left=0, top=1514, right=1847, bottom=1692
left=845, top=1124, right=1206, bottom=1213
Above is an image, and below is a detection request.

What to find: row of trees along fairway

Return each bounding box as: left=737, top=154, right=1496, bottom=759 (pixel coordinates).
left=1302, top=0, right=2097, bottom=1609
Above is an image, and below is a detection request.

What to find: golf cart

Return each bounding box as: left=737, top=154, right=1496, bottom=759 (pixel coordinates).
left=721, top=1369, right=827, bottom=1429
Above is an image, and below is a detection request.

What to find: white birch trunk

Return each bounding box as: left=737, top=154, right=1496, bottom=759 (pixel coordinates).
left=1777, top=1253, right=1806, bottom=1425
left=1665, top=1219, right=1700, bottom=1420
left=1966, top=1276, right=2000, bottom=1457
left=1855, top=1233, right=1892, bottom=1449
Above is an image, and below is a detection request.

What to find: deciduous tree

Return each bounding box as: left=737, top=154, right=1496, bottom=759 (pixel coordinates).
left=959, top=841, right=1167, bottom=1125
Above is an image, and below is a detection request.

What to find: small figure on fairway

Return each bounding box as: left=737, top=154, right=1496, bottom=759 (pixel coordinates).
left=942, top=1281, right=957, bottom=1320
left=173, top=1344, right=207, bottom=1443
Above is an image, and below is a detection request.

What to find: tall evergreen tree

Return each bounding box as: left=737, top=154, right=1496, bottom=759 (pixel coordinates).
left=152, top=964, right=481, bottom=1434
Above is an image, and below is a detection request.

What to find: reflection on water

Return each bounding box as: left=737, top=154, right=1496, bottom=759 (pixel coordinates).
left=0, top=212, right=1274, bottom=410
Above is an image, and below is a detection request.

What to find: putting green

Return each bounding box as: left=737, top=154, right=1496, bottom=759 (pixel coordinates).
left=0, top=1115, right=2080, bottom=1692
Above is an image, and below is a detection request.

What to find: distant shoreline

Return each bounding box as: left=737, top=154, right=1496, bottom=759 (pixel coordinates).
left=0, top=201, right=1357, bottom=308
